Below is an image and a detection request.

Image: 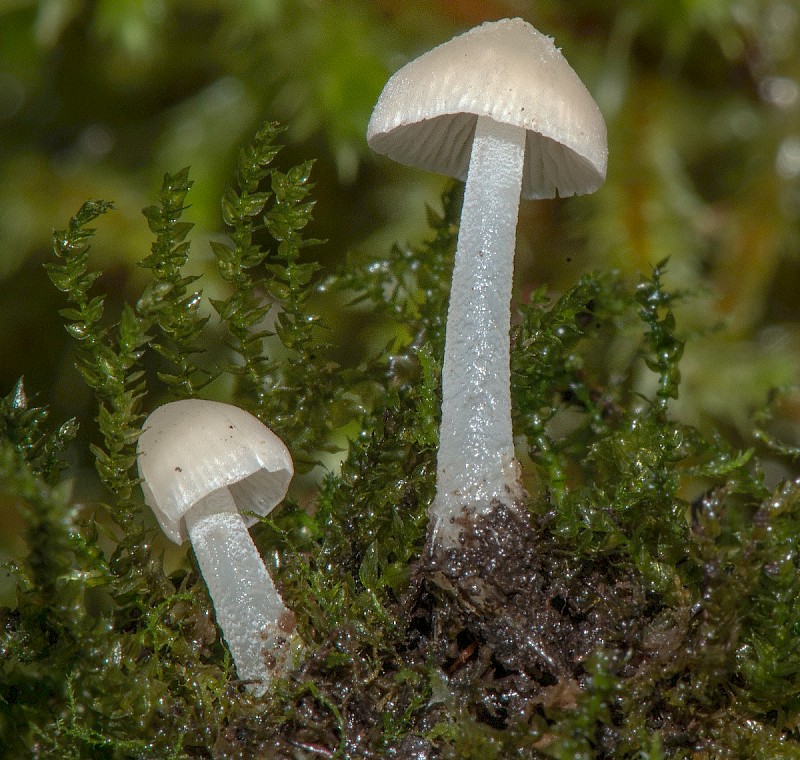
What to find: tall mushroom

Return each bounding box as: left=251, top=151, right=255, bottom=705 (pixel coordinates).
left=137, top=399, right=295, bottom=694
left=367, top=18, right=607, bottom=547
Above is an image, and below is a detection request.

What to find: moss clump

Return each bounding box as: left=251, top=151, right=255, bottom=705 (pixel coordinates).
left=1, top=124, right=799, bottom=758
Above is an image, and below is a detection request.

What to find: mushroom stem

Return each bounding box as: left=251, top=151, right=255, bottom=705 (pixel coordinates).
left=184, top=488, right=294, bottom=695
left=432, top=115, right=527, bottom=546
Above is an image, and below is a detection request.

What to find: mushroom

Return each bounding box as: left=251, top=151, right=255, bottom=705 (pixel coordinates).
left=136, top=398, right=295, bottom=694
left=367, top=18, right=607, bottom=547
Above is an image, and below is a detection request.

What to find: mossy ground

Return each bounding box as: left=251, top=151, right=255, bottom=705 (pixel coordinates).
left=2, top=125, right=800, bottom=759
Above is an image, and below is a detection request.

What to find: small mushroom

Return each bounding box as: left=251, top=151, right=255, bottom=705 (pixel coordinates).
left=137, top=398, right=295, bottom=694
left=367, top=19, right=607, bottom=547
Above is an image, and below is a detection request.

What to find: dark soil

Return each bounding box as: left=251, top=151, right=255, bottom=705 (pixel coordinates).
left=249, top=502, right=699, bottom=758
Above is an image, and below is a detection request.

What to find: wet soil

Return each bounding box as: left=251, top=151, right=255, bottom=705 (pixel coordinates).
left=408, top=501, right=692, bottom=753
left=246, top=502, right=696, bottom=758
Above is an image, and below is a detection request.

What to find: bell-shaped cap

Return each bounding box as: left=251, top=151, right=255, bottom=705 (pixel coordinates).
left=137, top=399, right=293, bottom=544
left=367, top=18, right=607, bottom=199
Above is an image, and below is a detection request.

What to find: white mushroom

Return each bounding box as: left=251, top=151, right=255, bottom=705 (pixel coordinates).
left=367, top=18, right=608, bottom=547
left=136, top=399, right=295, bottom=694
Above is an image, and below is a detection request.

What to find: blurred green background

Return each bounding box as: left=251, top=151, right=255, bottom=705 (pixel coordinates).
left=1, top=0, right=799, bottom=580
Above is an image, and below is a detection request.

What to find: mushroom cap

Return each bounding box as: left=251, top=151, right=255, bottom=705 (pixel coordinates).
left=137, top=399, right=293, bottom=544
left=367, top=18, right=607, bottom=200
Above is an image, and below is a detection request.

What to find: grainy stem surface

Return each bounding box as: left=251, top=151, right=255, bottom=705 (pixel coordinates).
left=432, top=115, right=526, bottom=547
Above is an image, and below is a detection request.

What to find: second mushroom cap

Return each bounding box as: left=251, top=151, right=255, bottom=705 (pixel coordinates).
left=137, top=398, right=293, bottom=544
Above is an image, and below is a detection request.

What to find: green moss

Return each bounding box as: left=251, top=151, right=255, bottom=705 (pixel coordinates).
left=2, top=123, right=800, bottom=758
left=138, top=166, right=210, bottom=399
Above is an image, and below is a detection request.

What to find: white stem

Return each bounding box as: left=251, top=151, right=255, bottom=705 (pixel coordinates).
left=184, top=489, right=294, bottom=695
left=431, top=115, right=526, bottom=546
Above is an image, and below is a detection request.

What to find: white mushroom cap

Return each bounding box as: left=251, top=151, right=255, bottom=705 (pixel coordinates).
left=137, top=399, right=293, bottom=544
left=367, top=18, right=607, bottom=199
